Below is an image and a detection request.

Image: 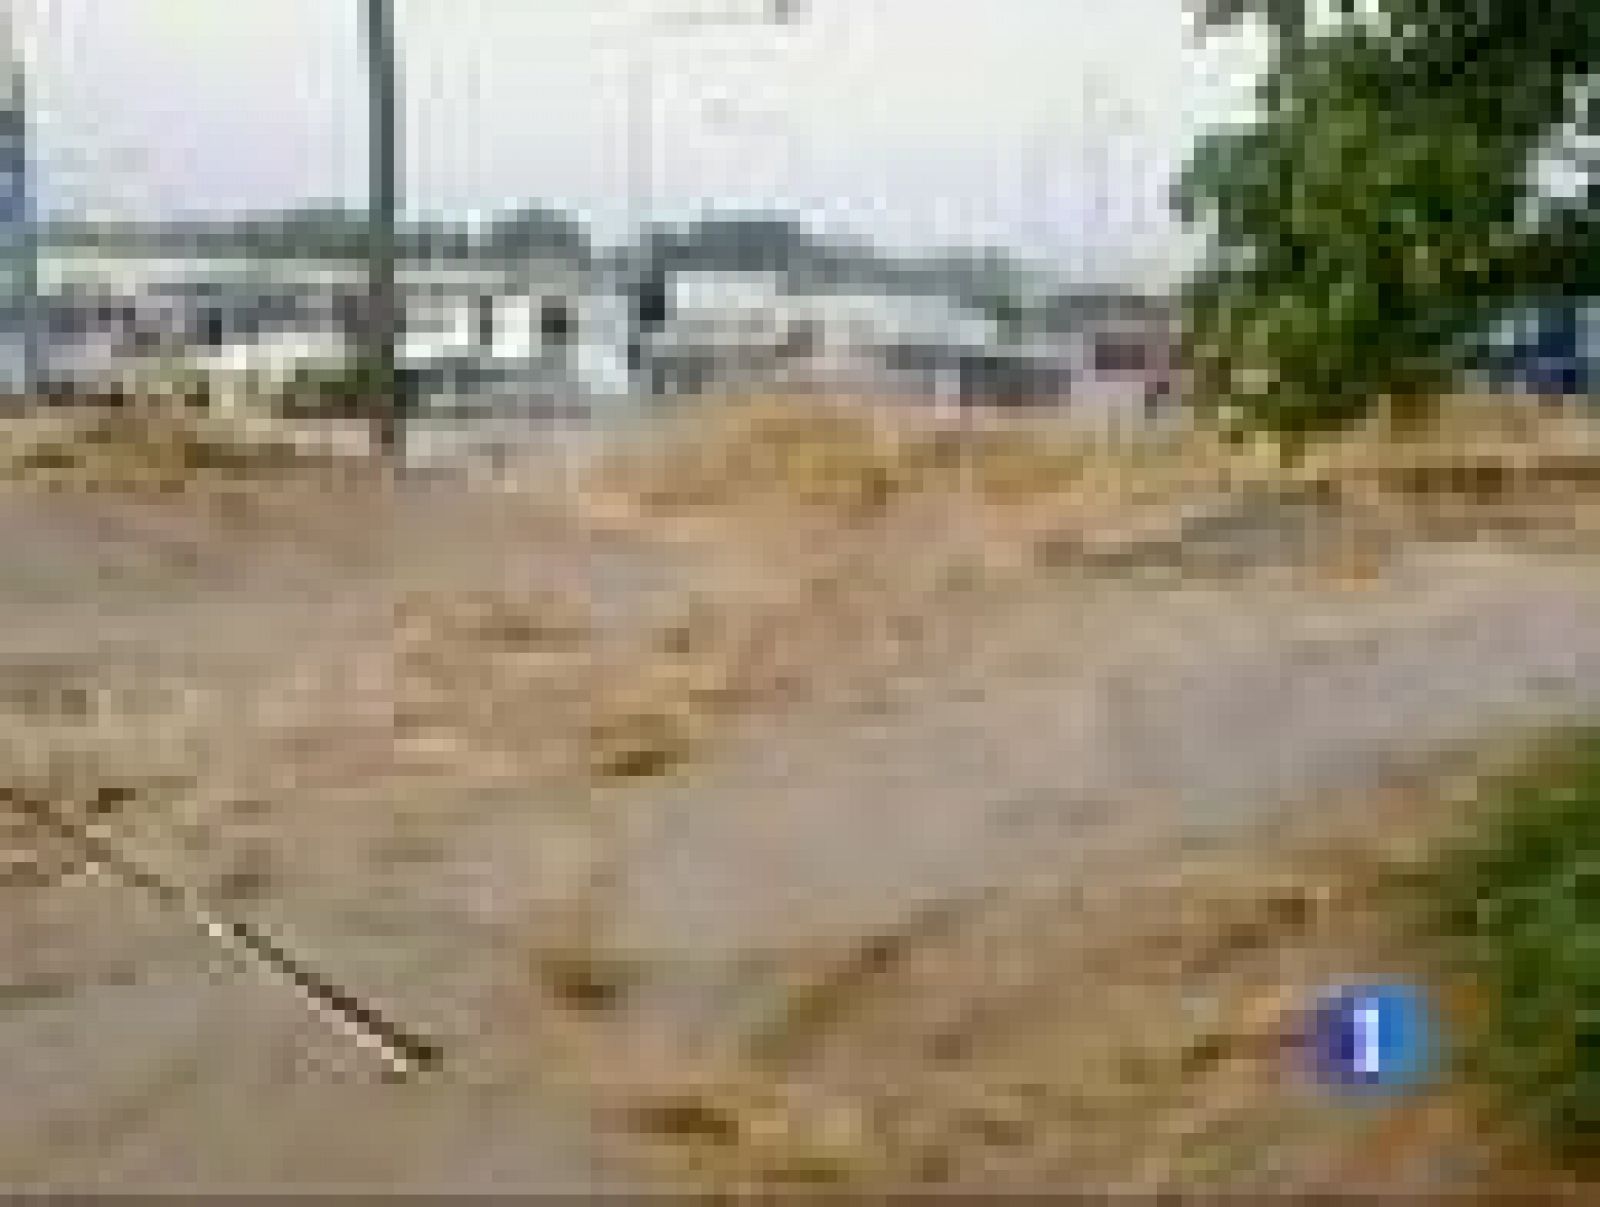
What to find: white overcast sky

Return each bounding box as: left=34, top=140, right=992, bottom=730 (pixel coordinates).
left=12, top=0, right=1269, bottom=284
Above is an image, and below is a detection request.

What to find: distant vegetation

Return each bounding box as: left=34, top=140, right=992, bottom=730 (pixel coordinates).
left=42, top=203, right=593, bottom=266
left=41, top=205, right=1160, bottom=330
left=605, top=215, right=1033, bottom=299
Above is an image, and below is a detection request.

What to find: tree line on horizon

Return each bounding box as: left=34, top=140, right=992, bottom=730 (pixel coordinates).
left=37, top=204, right=1172, bottom=332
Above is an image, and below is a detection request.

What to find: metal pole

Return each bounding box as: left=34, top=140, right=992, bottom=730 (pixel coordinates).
left=629, top=39, right=653, bottom=267
left=626, top=34, right=655, bottom=397
left=363, top=0, right=403, bottom=458
left=5, top=9, right=41, bottom=401
left=624, top=4, right=804, bottom=400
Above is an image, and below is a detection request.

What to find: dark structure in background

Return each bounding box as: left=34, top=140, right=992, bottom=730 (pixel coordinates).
left=1484, top=300, right=1598, bottom=398
left=540, top=296, right=574, bottom=348
left=475, top=291, right=495, bottom=351
left=628, top=270, right=670, bottom=394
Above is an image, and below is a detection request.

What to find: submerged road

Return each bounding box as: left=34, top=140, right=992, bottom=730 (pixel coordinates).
left=2, top=469, right=1598, bottom=1188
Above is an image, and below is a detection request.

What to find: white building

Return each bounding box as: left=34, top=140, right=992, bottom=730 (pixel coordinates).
left=34, top=251, right=592, bottom=405
left=570, top=288, right=638, bottom=404
left=639, top=272, right=1008, bottom=397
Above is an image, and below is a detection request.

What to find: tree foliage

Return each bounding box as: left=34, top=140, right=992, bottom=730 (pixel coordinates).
left=1177, top=1, right=1598, bottom=446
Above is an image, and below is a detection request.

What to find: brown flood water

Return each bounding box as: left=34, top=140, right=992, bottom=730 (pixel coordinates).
left=3, top=431, right=1600, bottom=1189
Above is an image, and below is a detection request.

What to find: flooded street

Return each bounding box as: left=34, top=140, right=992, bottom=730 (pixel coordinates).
left=2, top=410, right=1599, bottom=1188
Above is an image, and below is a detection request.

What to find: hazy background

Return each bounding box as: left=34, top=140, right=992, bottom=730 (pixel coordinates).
left=13, top=0, right=1270, bottom=285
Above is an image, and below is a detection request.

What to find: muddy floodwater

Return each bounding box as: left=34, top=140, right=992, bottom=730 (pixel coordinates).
left=3, top=414, right=1600, bottom=1190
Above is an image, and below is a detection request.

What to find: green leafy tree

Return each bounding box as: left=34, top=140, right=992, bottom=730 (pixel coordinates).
left=1178, top=2, right=1598, bottom=449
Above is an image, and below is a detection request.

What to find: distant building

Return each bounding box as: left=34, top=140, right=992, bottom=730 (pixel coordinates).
left=620, top=267, right=1183, bottom=425
left=636, top=272, right=1009, bottom=399
left=35, top=250, right=592, bottom=405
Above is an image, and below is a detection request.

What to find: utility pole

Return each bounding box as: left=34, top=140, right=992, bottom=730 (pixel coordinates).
left=625, top=38, right=659, bottom=393
left=362, top=0, right=403, bottom=458
left=625, top=2, right=804, bottom=398
left=4, top=7, right=40, bottom=401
